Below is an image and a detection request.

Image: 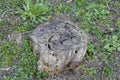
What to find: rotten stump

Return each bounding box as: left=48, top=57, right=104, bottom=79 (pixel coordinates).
left=30, top=19, right=87, bottom=74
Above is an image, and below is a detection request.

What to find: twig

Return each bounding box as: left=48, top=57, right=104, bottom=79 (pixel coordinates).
left=0, top=67, right=12, bottom=71
left=66, top=0, right=73, bottom=4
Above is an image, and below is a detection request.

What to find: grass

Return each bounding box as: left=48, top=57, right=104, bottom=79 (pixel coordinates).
left=0, top=0, right=120, bottom=80
left=17, top=0, right=51, bottom=23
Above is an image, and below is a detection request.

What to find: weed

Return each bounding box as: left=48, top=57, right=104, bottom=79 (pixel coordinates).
left=103, top=34, right=120, bottom=52
left=17, top=0, right=51, bottom=24
left=102, top=63, right=114, bottom=79
left=84, top=68, right=96, bottom=76
left=0, top=37, right=49, bottom=80
left=85, top=41, right=96, bottom=60
left=75, top=3, right=111, bottom=29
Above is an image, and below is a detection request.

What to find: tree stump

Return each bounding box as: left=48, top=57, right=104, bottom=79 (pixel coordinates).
left=30, top=17, right=87, bottom=74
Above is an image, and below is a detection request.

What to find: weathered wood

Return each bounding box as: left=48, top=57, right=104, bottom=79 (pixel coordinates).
left=30, top=16, right=87, bottom=74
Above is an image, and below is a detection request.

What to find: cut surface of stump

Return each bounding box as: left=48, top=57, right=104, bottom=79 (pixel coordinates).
left=30, top=20, right=87, bottom=74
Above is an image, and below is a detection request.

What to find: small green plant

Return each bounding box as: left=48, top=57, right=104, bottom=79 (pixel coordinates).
left=85, top=41, right=97, bottom=60
left=52, top=1, right=74, bottom=14
left=116, top=19, right=120, bottom=28
left=103, top=35, right=120, bottom=52
left=0, top=37, right=49, bottom=80
left=75, top=3, right=111, bottom=30
left=84, top=68, right=96, bottom=76
left=17, top=0, right=51, bottom=23
left=0, top=41, right=19, bottom=67
left=102, top=64, right=113, bottom=79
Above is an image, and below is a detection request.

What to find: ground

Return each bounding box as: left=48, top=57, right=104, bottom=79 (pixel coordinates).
left=0, top=0, right=120, bottom=80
